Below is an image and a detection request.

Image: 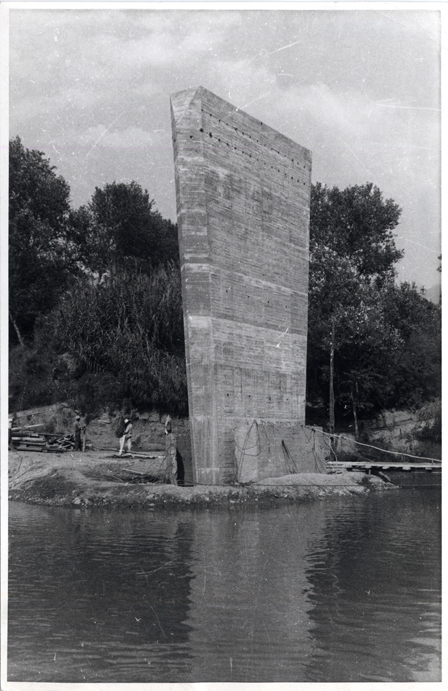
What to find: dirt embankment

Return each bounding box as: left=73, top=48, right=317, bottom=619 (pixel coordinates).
left=8, top=450, right=395, bottom=509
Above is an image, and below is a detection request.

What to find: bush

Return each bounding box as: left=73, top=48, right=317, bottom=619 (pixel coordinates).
left=10, top=263, right=189, bottom=417
left=9, top=344, right=58, bottom=411
left=70, top=372, right=122, bottom=417
left=416, top=400, right=441, bottom=445
left=414, top=440, right=441, bottom=461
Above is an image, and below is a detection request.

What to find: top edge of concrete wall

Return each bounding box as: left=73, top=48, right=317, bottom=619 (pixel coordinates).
left=170, top=85, right=312, bottom=161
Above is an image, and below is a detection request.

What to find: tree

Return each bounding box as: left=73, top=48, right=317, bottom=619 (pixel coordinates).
left=311, top=182, right=403, bottom=283
left=380, top=282, right=441, bottom=409
left=307, top=184, right=441, bottom=433
left=39, top=262, right=188, bottom=415
left=69, top=181, right=179, bottom=275
left=9, top=145, right=186, bottom=414
left=9, top=137, right=77, bottom=345
left=307, top=183, right=404, bottom=432
left=307, top=251, right=403, bottom=433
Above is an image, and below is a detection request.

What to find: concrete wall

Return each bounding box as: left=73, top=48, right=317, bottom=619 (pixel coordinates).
left=171, top=86, right=311, bottom=484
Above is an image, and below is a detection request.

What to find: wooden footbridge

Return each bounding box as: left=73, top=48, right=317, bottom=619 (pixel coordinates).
left=328, top=459, right=441, bottom=487
left=328, top=460, right=441, bottom=471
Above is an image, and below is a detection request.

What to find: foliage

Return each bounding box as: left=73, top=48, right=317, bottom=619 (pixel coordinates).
left=9, top=140, right=440, bottom=427
left=38, top=262, right=187, bottom=415
left=9, top=343, right=59, bottom=411
left=307, top=183, right=402, bottom=428
left=9, top=137, right=78, bottom=345
left=67, top=372, right=122, bottom=417
left=381, top=283, right=441, bottom=409
left=9, top=142, right=186, bottom=416
left=310, top=182, right=403, bottom=283
left=415, top=400, right=441, bottom=445
left=69, top=181, right=179, bottom=274
left=306, top=182, right=440, bottom=431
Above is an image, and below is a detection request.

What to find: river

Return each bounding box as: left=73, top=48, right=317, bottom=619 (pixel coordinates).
left=7, top=488, right=441, bottom=683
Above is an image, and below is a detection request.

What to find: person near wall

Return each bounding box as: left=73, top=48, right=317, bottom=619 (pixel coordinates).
left=8, top=415, right=15, bottom=450
left=164, top=415, right=177, bottom=484
left=118, top=418, right=133, bottom=456
left=165, top=415, right=172, bottom=435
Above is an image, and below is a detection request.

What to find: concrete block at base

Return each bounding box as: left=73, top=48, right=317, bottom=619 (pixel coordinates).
left=235, top=421, right=328, bottom=483
left=196, top=467, right=227, bottom=486
left=176, top=432, right=194, bottom=485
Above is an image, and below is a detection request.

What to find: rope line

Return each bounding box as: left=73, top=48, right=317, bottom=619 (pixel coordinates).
left=307, top=427, right=441, bottom=464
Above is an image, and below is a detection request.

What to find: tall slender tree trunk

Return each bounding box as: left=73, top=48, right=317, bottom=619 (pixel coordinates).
left=350, top=382, right=359, bottom=439
left=329, top=315, right=335, bottom=434
left=9, top=311, right=25, bottom=348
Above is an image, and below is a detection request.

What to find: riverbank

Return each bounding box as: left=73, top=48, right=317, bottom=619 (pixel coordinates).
left=8, top=449, right=396, bottom=508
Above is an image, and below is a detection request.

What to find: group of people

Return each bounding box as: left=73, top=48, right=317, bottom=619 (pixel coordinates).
left=73, top=414, right=174, bottom=469
left=117, top=415, right=171, bottom=455
left=74, top=414, right=133, bottom=454
left=118, top=415, right=177, bottom=484
left=73, top=414, right=133, bottom=454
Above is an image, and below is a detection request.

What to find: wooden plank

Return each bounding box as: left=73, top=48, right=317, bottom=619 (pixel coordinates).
left=11, top=424, right=45, bottom=431
left=15, top=445, right=44, bottom=451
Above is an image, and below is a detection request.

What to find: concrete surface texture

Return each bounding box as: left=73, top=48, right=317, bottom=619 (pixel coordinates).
left=235, top=421, right=327, bottom=483
left=171, top=86, right=312, bottom=484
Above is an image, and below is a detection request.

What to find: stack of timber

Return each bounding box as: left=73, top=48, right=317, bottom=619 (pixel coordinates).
left=11, top=429, right=75, bottom=452
left=12, top=431, right=48, bottom=451
left=45, top=434, right=75, bottom=452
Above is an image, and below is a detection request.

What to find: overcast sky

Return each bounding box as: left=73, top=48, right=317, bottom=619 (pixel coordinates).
left=8, top=4, right=441, bottom=291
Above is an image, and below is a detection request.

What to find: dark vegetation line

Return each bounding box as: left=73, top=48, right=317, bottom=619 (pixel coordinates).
left=9, top=137, right=441, bottom=448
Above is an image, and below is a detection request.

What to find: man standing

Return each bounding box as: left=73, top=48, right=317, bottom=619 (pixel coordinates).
left=118, top=418, right=133, bottom=456
left=8, top=415, right=15, bottom=450
left=164, top=416, right=177, bottom=485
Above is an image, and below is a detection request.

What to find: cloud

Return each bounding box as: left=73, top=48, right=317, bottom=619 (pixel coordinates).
left=8, top=8, right=441, bottom=288
left=79, top=124, right=155, bottom=154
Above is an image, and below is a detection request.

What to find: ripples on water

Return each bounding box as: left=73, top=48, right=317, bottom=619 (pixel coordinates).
left=8, top=488, right=440, bottom=682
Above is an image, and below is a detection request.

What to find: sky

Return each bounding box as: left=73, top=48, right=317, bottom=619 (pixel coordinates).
left=6, top=3, right=442, bottom=293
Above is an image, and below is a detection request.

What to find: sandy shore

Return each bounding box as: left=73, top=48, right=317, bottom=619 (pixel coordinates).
left=8, top=449, right=395, bottom=508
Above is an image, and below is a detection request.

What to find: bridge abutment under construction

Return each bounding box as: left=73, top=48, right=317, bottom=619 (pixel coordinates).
left=171, top=86, right=313, bottom=484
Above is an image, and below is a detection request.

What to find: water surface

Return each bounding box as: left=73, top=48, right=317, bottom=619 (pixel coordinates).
left=8, top=489, right=441, bottom=682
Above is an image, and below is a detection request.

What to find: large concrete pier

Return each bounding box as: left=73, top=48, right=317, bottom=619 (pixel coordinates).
left=171, top=87, right=312, bottom=484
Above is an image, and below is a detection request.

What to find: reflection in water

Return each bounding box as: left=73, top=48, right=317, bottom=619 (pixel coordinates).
left=8, top=505, right=196, bottom=681
left=186, top=505, right=321, bottom=681
left=8, top=489, right=440, bottom=682
left=304, top=490, right=441, bottom=682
